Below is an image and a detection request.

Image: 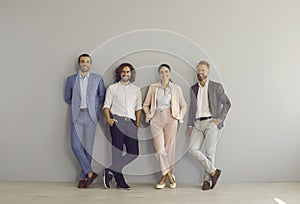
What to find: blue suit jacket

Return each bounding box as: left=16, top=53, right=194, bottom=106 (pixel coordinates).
left=64, top=72, right=105, bottom=124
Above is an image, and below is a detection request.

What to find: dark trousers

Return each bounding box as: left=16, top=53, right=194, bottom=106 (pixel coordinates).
left=109, top=115, right=139, bottom=173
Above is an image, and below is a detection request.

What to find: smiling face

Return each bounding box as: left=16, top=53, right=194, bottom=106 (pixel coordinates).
left=120, top=66, right=131, bottom=83
left=159, top=66, right=171, bottom=81
left=78, top=56, right=91, bottom=74
left=196, top=64, right=210, bottom=82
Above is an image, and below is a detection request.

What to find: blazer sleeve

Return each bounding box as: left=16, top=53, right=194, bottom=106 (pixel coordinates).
left=216, top=84, right=231, bottom=122
left=64, top=77, right=72, bottom=105
left=142, top=85, right=153, bottom=119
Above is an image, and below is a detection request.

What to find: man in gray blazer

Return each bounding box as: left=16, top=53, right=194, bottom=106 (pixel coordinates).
left=188, top=60, right=231, bottom=191
left=65, top=54, right=105, bottom=188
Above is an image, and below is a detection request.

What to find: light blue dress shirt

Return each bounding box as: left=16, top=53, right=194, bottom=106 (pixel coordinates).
left=156, top=82, right=171, bottom=110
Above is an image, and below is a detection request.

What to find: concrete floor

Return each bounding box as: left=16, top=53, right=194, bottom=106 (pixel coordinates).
left=0, top=181, right=299, bottom=204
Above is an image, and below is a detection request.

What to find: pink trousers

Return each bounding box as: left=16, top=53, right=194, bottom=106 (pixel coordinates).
left=150, top=109, right=178, bottom=175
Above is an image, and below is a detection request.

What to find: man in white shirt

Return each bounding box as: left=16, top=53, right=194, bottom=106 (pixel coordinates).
left=188, top=60, right=231, bottom=191
left=102, top=63, right=142, bottom=189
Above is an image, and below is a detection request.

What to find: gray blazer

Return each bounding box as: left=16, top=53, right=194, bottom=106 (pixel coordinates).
left=188, top=80, right=231, bottom=129
left=64, top=73, right=105, bottom=124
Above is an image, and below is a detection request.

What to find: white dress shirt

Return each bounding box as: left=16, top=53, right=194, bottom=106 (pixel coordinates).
left=103, top=82, right=142, bottom=120
left=79, top=72, right=89, bottom=108
left=195, top=80, right=212, bottom=118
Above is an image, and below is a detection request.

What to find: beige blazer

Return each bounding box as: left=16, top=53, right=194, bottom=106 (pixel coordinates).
left=143, top=82, right=187, bottom=123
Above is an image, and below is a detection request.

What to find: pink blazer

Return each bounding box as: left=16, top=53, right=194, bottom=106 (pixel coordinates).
left=143, top=82, right=187, bottom=123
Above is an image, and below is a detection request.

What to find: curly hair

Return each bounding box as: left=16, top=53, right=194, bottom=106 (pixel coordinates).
left=115, top=63, right=136, bottom=82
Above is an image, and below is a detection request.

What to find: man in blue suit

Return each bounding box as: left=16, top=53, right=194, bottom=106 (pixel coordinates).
left=65, top=53, right=105, bottom=188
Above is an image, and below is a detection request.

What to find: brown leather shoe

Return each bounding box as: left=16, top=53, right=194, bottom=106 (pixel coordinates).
left=211, top=169, right=221, bottom=189
left=86, top=172, right=98, bottom=187
left=78, top=179, right=87, bottom=188
left=202, top=181, right=210, bottom=191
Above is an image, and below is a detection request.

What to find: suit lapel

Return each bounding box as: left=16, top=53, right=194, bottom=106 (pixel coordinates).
left=153, top=83, right=158, bottom=101
left=169, top=82, right=176, bottom=104
left=71, top=74, right=81, bottom=116
left=192, top=83, right=199, bottom=98
left=86, top=73, right=94, bottom=105
left=74, top=74, right=81, bottom=98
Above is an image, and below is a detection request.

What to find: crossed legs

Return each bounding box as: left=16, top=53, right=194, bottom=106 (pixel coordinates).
left=189, top=120, right=221, bottom=189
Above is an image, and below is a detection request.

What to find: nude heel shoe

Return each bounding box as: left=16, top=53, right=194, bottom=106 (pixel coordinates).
left=155, top=182, right=166, bottom=189
left=169, top=174, right=176, bottom=189
left=155, top=175, right=166, bottom=189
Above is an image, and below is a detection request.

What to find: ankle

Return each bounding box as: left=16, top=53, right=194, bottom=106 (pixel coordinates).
left=167, top=172, right=175, bottom=184
left=88, top=172, right=93, bottom=178
left=159, top=175, right=166, bottom=183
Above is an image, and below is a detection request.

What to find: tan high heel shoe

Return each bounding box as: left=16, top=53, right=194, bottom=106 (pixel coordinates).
left=167, top=172, right=176, bottom=189
left=155, top=175, right=166, bottom=189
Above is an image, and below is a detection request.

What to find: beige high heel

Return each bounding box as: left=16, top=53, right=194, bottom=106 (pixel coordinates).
left=155, top=175, right=166, bottom=189
left=167, top=172, right=176, bottom=189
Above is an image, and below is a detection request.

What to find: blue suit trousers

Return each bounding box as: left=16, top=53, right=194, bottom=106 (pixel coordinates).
left=71, top=111, right=96, bottom=178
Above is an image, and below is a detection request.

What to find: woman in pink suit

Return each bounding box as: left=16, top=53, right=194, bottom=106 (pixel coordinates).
left=143, top=64, right=187, bottom=189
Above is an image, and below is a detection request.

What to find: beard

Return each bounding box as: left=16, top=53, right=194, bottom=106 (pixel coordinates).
left=80, top=65, right=89, bottom=73
left=121, top=75, right=130, bottom=82
left=197, top=73, right=207, bottom=81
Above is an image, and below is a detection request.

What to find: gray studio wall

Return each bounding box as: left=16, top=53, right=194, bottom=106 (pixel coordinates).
left=0, top=0, right=299, bottom=183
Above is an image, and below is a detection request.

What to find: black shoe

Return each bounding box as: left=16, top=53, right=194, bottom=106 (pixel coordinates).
left=202, top=181, right=210, bottom=191
left=116, top=181, right=131, bottom=190
left=103, top=168, right=113, bottom=189
left=211, top=169, right=221, bottom=189
left=115, top=172, right=131, bottom=190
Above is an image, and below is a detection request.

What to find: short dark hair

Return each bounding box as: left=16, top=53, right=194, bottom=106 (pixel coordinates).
left=158, top=64, right=171, bottom=72
left=115, top=63, right=136, bottom=82
left=197, top=60, right=210, bottom=69
left=78, top=53, right=92, bottom=64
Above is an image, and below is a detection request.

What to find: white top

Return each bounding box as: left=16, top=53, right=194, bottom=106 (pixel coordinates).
left=79, top=72, right=89, bottom=109
left=195, top=80, right=212, bottom=118
left=103, top=82, right=142, bottom=120
left=156, top=82, right=171, bottom=110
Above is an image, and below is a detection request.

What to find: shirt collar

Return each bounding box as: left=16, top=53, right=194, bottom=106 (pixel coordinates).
left=118, top=81, right=131, bottom=86
left=79, top=72, right=90, bottom=79
left=198, top=79, right=209, bottom=87
left=158, top=81, right=171, bottom=88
